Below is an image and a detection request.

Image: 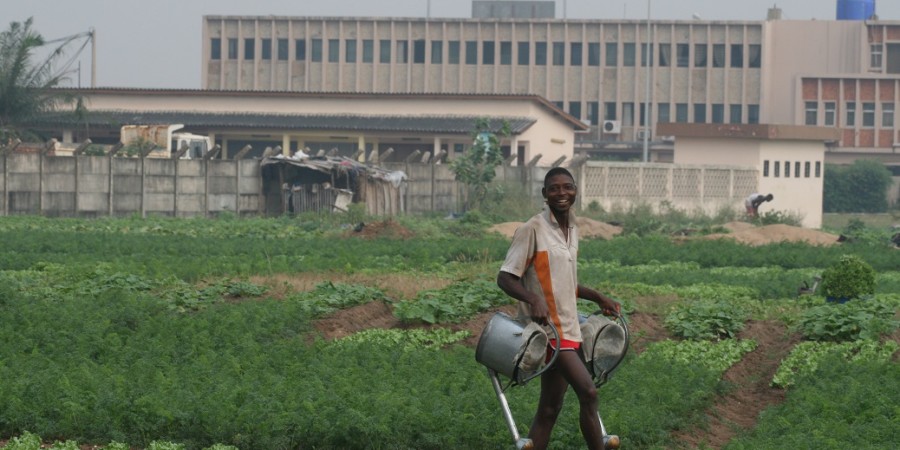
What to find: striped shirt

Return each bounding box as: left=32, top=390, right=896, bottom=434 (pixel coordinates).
left=500, top=206, right=581, bottom=343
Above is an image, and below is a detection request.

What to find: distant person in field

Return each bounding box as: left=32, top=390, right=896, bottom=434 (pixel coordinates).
left=745, top=193, right=774, bottom=218
left=497, top=167, right=621, bottom=450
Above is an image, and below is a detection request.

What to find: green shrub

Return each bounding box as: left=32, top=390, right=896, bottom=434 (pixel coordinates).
left=664, top=299, right=749, bottom=340
left=393, top=278, right=512, bottom=324
left=794, top=298, right=899, bottom=341
left=824, top=160, right=894, bottom=213
left=821, top=254, right=876, bottom=299
left=772, top=340, right=900, bottom=388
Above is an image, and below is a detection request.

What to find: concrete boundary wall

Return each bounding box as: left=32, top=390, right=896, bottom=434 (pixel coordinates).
left=1, top=154, right=757, bottom=218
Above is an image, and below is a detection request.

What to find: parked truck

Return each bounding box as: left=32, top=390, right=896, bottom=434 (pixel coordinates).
left=120, top=124, right=211, bottom=159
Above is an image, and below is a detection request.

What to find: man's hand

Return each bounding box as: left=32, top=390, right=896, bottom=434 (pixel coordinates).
left=529, top=297, right=550, bottom=325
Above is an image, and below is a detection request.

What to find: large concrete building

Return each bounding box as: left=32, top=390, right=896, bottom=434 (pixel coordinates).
left=200, top=5, right=900, bottom=170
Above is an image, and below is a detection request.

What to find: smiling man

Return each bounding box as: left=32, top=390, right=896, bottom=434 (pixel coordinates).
left=497, top=167, right=621, bottom=450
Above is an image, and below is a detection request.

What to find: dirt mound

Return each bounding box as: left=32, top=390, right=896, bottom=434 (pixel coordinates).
left=488, top=217, right=622, bottom=240
left=349, top=219, right=415, bottom=239
left=703, top=223, right=841, bottom=246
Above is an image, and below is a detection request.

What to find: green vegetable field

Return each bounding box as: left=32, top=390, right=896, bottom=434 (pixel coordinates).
left=0, top=214, right=897, bottom=450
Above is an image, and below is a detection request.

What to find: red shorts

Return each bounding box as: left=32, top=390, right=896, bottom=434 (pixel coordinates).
left=546, top=339, right=581, bottom=363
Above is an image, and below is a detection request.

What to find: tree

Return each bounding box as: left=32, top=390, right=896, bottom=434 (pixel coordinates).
left=0, top=17, right=78, bottom=142
left=449, top=117, right=511, bottom=211
left=823, top=160, right=893, bottom=213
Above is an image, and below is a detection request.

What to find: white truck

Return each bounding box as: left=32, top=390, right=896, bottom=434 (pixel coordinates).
left=120, top=124, right=211, bottom=159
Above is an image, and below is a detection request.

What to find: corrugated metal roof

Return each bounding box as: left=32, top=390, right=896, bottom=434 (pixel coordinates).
left=34, top=110, right=536, bottom=135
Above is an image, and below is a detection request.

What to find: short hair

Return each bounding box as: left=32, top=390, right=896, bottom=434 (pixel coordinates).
left=766, top=193, right=774, bottom=201
left=544, top=167, right=575, bottom=187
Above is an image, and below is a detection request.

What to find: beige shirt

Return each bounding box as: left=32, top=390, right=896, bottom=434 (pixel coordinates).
left=500, top=207, right=581, bottom=342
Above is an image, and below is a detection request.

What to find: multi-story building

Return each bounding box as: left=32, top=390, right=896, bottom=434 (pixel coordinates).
left=199, top=4, right=897, bottom=170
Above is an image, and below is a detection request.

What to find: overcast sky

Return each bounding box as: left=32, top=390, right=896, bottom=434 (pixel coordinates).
left=6, top=0, right=899, bottom=89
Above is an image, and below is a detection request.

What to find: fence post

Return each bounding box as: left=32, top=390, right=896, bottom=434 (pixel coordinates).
left=107, top=143, right=123, bottom=217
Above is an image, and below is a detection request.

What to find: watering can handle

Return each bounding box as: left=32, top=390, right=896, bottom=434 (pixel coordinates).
left=518, top=321, right=560, bottom=385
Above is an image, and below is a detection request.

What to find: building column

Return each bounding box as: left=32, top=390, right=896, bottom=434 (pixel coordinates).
left=433, top=136, right=442, bottom=160
left=358, top=135, right=366, bottom=161
left=282, top=134, right=291, bottom=156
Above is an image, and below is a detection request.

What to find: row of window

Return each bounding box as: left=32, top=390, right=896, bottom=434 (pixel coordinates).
left=763, top=160, right=821, bottom=179
left=210, top=38, right=762, bottom=69
left=805, top=101, right=895, bottom=128
left=570, top=101, right=760, bottom=126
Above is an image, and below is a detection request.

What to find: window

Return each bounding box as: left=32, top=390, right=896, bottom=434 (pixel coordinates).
left=448, top=41, right=460, bottom=64
left=730, top=104, right=742, bottom=124
left=846, top=102, right=856, bottom=126
left=658, top=43, right=671, bottom=67
left=871, top=44, right=883, bottom=69
left=748, top=104, right=760, bottom=124
left=378, top=40, right=391, bottom=63
left=863, top=102, right=875, bottom=127
left=211, top=38, right=221, bottom=60
left=748, top=44, right=761, bottom=68
left=552, top=42, right=565, bottom=66
left=676, top=103, right=688, bottom=122
left=730, top=44, right=743, bottom=68
left=805, top=161, right=811, bottom=177
left=312, top=39, right=323, bottom=62
left=328, top=39, right=340, bottom=63
left=712, top=44, right=725, bottom=68
left=694, top=44, right=707, bottom=67
left=805, top=101, right=818, bottom=125
left=396, top=41, right=408, bottom=63
left=623, top=43, right=636, bottom=66
left=676, top=43, right=689, bottom=67
left=277, top=38, right=288, bottom=61
left=694, top=103, right=707, bottom=123
left=640, top=42, right=653, bottom=67
left=587, top=101, right=600, bottom=125
left=431, top=41, right=442, bottom=64
left=295, top=39, right=306, bottom=61
left=413, top=40, right=425, bottom=64
left=362, top=40, right=373, bottom=63
left=482, top=41, right=495, bottom=65
left=795, top=161, right=801, bottom=178
left=605, top=42, right=618, bottom=66
left=605, top=102, right=617, bottom=121
left=535, top=42, right=547, bottom=65
left=763, top=160, right=770, bottom=177
left=244, top=38, right=255, bottom=60
left=465, top=41, right=477, bottom=65
left=824, top=102, right=836, bottom=126
left=658, top=103, right=670, bottom=123
left=588, top=43, right=600, bottom=66
left=623, top=102, right=635, bottom=126
left=553, top=100, right=564, bottom=110
left=712, top=104, right=725, bottom=123
left=500, top=41, right=512, bottom=65
left=228, top=38, right=238, bottom=59
left=639, top=103, right=651, bottom=126
left=883, top=103, right=895, bottom=128
left=346, top=40, right=357, bottom=63
left=518, top=42, right=530, bottom=65
left=261, top=38, right=272, bottom=60
left=785, top=161, right=791, bottom=178
left=815, top=161, right=821, bottom=177
left=570, top=42, right=582, bottom=66
left=569, top=102, right=582, bottom=119
left=774, top=161, right=780, bottom=177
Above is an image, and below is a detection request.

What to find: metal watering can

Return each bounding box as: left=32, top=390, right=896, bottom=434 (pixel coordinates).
left=475, top=310, right=629, bottom=450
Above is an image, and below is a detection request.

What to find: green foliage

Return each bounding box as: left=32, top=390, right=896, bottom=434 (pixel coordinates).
left=824, top=160, right=894, bottom=213
left=794, top=297, right=899, bottom=341
left=2, top=431, right=42, bottom=450
left=756, top=209, right=803, bottom=226
left=332, top=328, right=470, bottom=351
left=288, top=281, right=387, bottom=317
left=664, top=299, right=749, bottom=340
left=771, top=340, right=899, bottom=388
left=729, top=357, right=900, bottom=450
left=642, top=339, right=758, bottom=373
left=449, top=117, right=510, bottom=211
left=393, top=278, right=512, bottom=324
left=820, top=254, right=876, bottom=300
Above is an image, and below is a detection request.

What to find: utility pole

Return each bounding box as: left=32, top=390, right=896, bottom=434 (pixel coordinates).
left=90, top=27, right=96, bottom=87
left=643, top=0, right=651, bottom=162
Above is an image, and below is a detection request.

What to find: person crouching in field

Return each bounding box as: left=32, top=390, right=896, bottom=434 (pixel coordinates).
left=497, top=167, right=621, bottom=450
left=745, top=193, right=774, bottom=218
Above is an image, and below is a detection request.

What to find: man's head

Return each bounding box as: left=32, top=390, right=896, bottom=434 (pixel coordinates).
left=543, top=167, right=575, bottom=188
left=542, top=167, right=577, bottom=215
left=765, top=193, right=774, bottom=202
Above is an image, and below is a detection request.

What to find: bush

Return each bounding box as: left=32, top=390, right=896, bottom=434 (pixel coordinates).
left=794, top=298, right=899, bottom=341
left=820, top=254, right=876, bottom=300
left=824, top=160, right=893, bottom=213
left=663, top=299, right=749, bottom=340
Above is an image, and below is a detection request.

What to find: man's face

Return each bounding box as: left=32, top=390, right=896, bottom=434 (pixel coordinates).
left=543, top=173, right=577, bottom=215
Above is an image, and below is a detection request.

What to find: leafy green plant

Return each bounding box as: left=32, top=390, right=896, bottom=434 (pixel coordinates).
left=771, top=340, right=900, bottom=388
left=820, top=254, right=876, bottom=300
left=641, top=339, right=758, bottom=374
left=794, top=298, right=899, bottom=341
left=332, top=328, right=470, bottom=351
left=392, top=278, right=511, bottom=324
left=288, top=281, right=387, bottom=318
left=664, top=299, right=749, bottom=340
left=449, top=117, right=510, bottom=211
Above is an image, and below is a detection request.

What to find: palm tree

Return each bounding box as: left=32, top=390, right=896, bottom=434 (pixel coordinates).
left=0, top=17, right=79, bottom=142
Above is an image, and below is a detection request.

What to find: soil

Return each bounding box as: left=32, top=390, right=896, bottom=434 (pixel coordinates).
left=701, top=222, right=842, bottom=246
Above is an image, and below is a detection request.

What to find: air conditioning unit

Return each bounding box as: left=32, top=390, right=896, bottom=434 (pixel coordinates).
left=602, top=120, right=621, bottom=134
left=637, top=129, right=651, bottom=141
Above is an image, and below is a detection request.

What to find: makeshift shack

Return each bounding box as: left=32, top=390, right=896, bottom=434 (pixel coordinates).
left=260, top=155, right=406, bottom=216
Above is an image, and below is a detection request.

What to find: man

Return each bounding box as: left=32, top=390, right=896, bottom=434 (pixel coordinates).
left=745, top=193, right=774, bottom=218
left=497, top=167, right=621, bottom=450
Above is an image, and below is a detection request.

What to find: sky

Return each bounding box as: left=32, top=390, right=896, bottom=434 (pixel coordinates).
left=5, top=0, right=899, bottom=89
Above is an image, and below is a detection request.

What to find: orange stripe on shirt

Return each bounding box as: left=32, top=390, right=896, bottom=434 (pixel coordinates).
left=533, top=250, right=563, bottom=339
